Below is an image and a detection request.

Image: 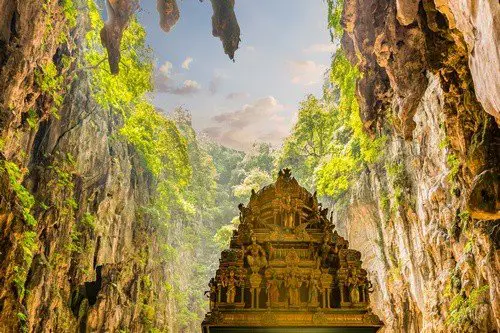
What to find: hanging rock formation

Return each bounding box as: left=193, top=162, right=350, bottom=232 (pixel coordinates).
left=157, top=0, right=180, bottom=33
left=209, top=0, right=241, bottom=61
left=100, top=0, right=140, bottom=74
left=100, top=0, right=240, bottom=73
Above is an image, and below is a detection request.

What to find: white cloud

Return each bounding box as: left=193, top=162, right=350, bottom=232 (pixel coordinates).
left=204, top=96, right=290, bottom=151
left=159, top=61, right=173, bottom=77
left=155, top=75, right=201, bottom=95
left=287, top=60, right=327, bottom=85
left=171, top=80, right=201, bottom=95
left=303, top=43, right=337, bottom=54
left=181, top=57, right=193, bottom=70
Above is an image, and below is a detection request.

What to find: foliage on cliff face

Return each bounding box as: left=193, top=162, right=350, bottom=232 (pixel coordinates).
left=278, top=0, right=385, bottom=200
left=277, top=50, right=385, bottom=201
left=85, top=0, right=192, bottom=217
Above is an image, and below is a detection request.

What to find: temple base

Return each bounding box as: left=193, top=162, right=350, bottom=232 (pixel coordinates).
left=202, top=309, right=383, bottom=333
left=204, top=327, right=380, bottom=333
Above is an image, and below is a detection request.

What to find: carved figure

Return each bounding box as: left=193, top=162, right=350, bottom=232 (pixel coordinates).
left=307, top=275, right=320, bottom=306
left=286, top=272, right=302, bottom=306
left=282, top=195, right=294, bottom=228
left=223, top=270, right=238, bottom=304
left=266, top=272, right=281, bottom=305
left=245, top=235, right=268, bottom=273
left=206, top=278, right=217, bottom=310
left=348, top=268, right=360, bottom=304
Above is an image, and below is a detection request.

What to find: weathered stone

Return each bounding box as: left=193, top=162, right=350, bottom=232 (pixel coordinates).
left=157, top=0, right=180, bottom=33
left=210, top=0, right=241, bottom=61
left=100, top=0, right=139, bottom=74
left=340, top=0, right=500, bottom=331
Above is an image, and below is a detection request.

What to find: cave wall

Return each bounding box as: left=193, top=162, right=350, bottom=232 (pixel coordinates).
left=0, top=1, right=171, bottom=331
left=336, top=0, right=500, bottom=331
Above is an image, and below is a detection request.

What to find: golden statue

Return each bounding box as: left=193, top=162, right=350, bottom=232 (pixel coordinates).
left=285, top=270, right=302, bottom=307
left=307, top=274, right=320, bottom=306
left=222, top=270, right=238, bottom=304
left=265, top=270, right=280, bottom=306
left=244, top=234, right=267, bottom=273
left=202, top=169, right=383, bottom=332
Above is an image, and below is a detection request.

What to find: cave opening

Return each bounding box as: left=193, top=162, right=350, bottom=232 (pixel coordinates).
left=70, top=265, right=103, bottom=317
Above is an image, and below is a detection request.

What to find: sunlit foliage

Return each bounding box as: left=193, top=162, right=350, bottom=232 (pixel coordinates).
left=277, top=1, right=385, bottom=201
left=84, top=0, right=191, bottom=217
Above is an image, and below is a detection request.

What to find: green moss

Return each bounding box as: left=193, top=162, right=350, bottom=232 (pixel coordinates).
left=35, top=62, right=64, bottom=117
left=447, top=154, right=460, bottom=178
left=61, top=0, right=77, bottom=28
left=66, top=227, right=83, bottom=254
left=13, top=231, right=38, bottom=300
left=446, top=153, right=460, bottom=195
left=81, top=212, right=97, bottom=231
left=65, top=197, right=78, bottom=210
left=1, top=161, right=37, bottom=226
left=459, top=210, right=470, bottom=230
left=385, top=161, right=407, bottom=208
left=26, top=108, right=39, bottom=129
left=447, top=285, right=489, bottom=329
left=141, top=304, right=156, bottom=327
left=463, top=238, right=474, bottom=254
left=17, top=312, right=28, bottom=333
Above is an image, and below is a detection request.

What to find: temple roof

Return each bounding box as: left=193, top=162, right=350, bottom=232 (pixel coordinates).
left=202, top=169, right=383, bottom=331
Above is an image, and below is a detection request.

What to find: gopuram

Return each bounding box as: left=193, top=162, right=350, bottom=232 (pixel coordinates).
left=202, top=169, right=383, bottom=333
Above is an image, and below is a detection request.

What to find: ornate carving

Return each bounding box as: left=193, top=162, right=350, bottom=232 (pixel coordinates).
left=202, top=169, right=383, bottom=330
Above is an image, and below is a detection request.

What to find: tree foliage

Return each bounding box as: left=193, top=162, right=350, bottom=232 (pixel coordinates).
left=277, top=1, right=385, bottom=201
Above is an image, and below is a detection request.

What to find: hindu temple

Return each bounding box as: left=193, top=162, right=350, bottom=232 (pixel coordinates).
left=202, top=169, right=383, bottom=333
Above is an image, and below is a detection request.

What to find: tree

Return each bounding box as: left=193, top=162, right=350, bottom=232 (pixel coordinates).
left=233, top=168, right=273, bottom=201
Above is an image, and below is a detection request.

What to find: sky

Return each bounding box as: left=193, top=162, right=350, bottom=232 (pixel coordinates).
left=137, top=0, right=333, bottom=151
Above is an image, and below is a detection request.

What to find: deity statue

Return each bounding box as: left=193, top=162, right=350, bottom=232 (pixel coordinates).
left=281, top=195, right=294, bottom=228
left=285, top=271, right=302, bottom=306
left=222, top=270, right=238, bottom=304
left=307, top=275, right=320, bottom=306
left=205, top=278, right=217, bottom=310
left=319, top=234, right=331, bottom=267
left=244, top=234, right=268, bottom=273
left=266, top=242, right=275, bottom=261
left=348, top=268, right=360, bottom=304
left=266, top=271, right=281, bottom=306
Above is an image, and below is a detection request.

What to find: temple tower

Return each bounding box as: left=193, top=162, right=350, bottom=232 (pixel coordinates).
left=202, top=169, right=383, bottom=333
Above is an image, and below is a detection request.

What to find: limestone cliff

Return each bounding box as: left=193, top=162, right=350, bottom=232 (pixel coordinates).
left=335, top=0, right=500, bottom=331
left=0, top=1, right=172, bottom=331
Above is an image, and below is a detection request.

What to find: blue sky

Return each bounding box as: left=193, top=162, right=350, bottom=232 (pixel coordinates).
left=137, top=0, right=333, bottom=151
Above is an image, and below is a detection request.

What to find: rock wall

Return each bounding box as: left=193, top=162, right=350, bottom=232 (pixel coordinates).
left=0, top=1, right=172, bottom=332
left=336, top=0, right=500, bottom=331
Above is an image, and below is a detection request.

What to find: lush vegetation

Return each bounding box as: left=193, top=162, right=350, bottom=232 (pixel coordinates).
left=277, top=0, right=385, bottom=202
left=81, top=3, right=286, bottom=330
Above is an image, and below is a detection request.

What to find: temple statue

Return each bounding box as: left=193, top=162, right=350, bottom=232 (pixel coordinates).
left=202, top=169, right=383, bottom=332
left=285, top=270, right=302, bottom=307
left=307, top=274, right=320, bottom=306
left=244, top=234, right=268, bottom=273
left=222, top=270, right=238, bottom=304
left=265, top=270, right=280, bottom=306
